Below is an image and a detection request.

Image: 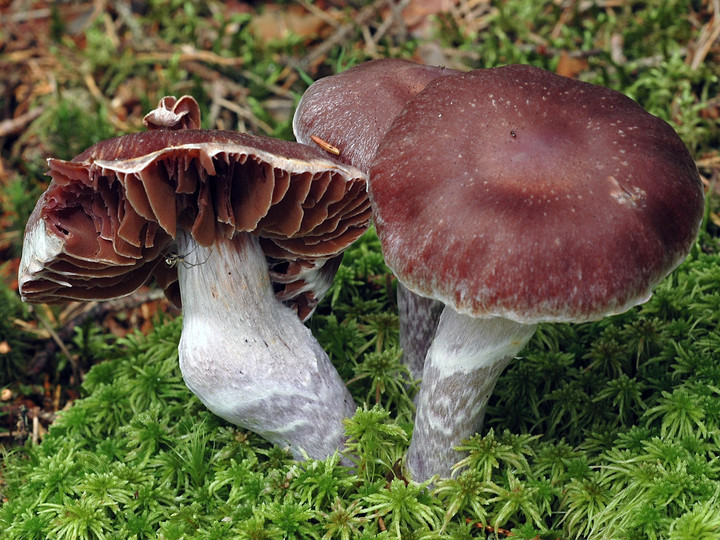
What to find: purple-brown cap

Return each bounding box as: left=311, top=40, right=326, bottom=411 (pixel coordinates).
left=19, top=97, right=369, bottom=320
left=293, top=58, right=457, bottom=172
left=369, top=65, right=705, bottom=323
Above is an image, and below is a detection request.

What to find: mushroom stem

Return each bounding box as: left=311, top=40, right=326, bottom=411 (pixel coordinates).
left=174, top=229, right=356, bottom=460
left=397, top=283, right=443, bottom=384
left=405, top=309, right=537, bottom=481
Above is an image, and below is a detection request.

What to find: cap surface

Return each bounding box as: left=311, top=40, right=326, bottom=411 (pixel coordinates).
left=20, top=117, right=369, bottom=319
left=293, top=58, right=457, bottom=172
left=369, top=65, right=705, bottom=323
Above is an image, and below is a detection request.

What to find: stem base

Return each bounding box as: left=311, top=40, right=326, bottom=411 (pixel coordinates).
left=406, top=310, right=536, bottom=481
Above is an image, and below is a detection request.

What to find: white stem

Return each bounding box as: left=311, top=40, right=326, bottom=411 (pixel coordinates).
left=397, top=283, right=443, bottom=384
left=406, top=309, right=537, bottom=481
left=175, top=230, right=356, bottom=460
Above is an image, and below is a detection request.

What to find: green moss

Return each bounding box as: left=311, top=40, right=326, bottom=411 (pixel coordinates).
left=3, top=0, right=720, bottom=537
left=2, top=226, right=719, bottom=538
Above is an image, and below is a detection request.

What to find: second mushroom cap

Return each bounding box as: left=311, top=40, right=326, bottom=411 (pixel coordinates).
left=369, top=64, right=705, bottom=324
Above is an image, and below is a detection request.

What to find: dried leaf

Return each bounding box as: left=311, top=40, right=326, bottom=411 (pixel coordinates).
left=555, top=51, right=588, bottom=79
left=248, top=5, right=330, bottom=41
left=710, top=212, right=720, bottom=228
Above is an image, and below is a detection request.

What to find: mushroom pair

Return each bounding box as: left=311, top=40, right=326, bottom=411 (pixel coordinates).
left=294, top=60, right=705, bottom=481
left=19, top=96, right=370, bottom=460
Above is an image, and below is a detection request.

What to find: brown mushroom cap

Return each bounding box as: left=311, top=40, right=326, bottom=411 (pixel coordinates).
left=19, top=127, right=369, bottom=320
left=369, top=65, right=705, bottom=323
left=293, top=58, right=457, bottom=172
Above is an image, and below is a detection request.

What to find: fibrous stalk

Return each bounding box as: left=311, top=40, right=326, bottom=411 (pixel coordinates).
left=175, top=229, right=356, bottom=460
left=397, top=282, right=443, bottom=384
left=406, top=310, right=537, bottom=481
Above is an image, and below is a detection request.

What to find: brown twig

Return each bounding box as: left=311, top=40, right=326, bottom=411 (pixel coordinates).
left=32, top=307, right=81, bottom=383
left=466, top=518, right=533, bottom=538
left=0, top=107, right=45, bottom=137
left=133, top=50, right=246, bottom=68
left=27, top=289, right=167, bottom=375
left=363, top=0, right=411, bottom=54
left=690, top=1, right=720, bottom=70
left=279, top=0, right=392, bottom=88
left=295, top=0, right=342, bottom=28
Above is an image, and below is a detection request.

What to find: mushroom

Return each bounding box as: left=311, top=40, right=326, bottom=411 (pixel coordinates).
left=367, top=65, right=705, bottom=481
left=293, top=58, right=456, bottom=173
left=19, top=96, right=371, bottom=460
left=293, top=58, right=457, bottom=381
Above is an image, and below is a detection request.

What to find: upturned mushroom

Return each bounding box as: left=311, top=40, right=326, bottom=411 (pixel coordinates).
left=19, top=96, right=371, bottom=460
left=293, top=58, right=457, bottom=381
left=368, top=65, right=705, bottom=481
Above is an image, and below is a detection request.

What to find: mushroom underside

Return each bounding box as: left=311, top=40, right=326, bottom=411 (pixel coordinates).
left=19, top=130, right=371, bottom=321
